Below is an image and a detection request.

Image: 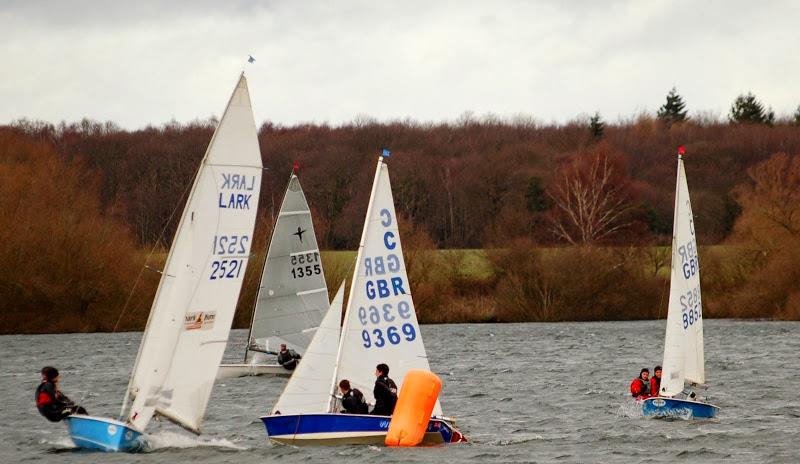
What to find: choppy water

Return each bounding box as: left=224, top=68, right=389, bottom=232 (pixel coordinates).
left=1, top=321, right=798, bottom=463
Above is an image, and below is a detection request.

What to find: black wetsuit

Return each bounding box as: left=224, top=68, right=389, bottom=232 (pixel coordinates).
left=277, top=349, right=301, bottom=370
left=35, top=381, right=86, bottom=422
left=341, top=388, right=369, bottom=414
left=371, top=375, right=398, bottom=416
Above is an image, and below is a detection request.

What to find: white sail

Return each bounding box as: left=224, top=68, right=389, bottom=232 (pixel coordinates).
left=271, top=283, right=344, bottom=415
left=331, top=157, right=442, bottom=416
left=660, top=154, right=705, bottom=397
left=247, top=173, right=329, bottom=356
left=126, top=74, right=262, bottom=432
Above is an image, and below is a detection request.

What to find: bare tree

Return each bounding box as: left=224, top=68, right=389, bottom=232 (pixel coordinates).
left=547, top=152, right=634, bottom=245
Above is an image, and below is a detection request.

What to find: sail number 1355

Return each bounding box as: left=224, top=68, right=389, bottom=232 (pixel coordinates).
left=290, top=252, right=322, bottom=279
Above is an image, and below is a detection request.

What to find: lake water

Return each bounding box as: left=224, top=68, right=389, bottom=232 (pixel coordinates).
left=1, top=320, right=798, bottom=463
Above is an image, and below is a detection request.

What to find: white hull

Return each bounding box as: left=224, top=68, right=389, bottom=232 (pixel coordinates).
left=217, top=363, right=291, bottom=379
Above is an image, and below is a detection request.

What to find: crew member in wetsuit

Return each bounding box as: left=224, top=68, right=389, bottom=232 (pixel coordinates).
left=338, top=379, right=369, bottom=414
left=371, top=363, right=398, bottom=416
left=629, top=368, right=651, bottom=399
left=650, top=365, right=662, bottom=397
left=35, top=367, right=87, bottom=422
left=276, top=343, right=301, bottom=370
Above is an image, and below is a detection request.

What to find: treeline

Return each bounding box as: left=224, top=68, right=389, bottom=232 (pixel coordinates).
left=1, top=112, right=799, bottom=333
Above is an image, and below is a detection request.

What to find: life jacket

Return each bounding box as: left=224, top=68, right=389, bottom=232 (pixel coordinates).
left=650, top=376, right=661, bottom=397
left=277, top=349, right=300, bottom=370
left=372, top=376, right=398, bottom=416
left=630, top=378, right=649, bottom=398
left=35, top=381, right=70, bottom=422
left=342, top=388, right=369, bottom=414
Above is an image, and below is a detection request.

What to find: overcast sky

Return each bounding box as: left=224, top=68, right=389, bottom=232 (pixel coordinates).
left=2, top=1, right=798, bottom=128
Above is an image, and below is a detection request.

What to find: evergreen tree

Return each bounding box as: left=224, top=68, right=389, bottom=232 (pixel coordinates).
left=656, top=87, right=688, bottom=126
left=729, top=92, right=775, bottom=125
left=794, top=104, right=800, bottom=125
left=525, top=176, right=550, bottom=212
left=589, top=112, right=604, bottom=139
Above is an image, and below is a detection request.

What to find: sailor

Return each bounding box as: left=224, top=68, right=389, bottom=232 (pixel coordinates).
left=371, top=363, right=398, bottom=416
left=276, top=343, right=301, bottom=370
left=35, top=367, right=88, bottom=422
left=650, top=366, right=662, bottom=397
left=629, top=368, right=651, bottom=399
left=338, top=379, right=369, bottom=414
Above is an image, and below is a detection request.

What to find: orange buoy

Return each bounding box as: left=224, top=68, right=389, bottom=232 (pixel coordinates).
left=385, top=369, right=442, bottom=447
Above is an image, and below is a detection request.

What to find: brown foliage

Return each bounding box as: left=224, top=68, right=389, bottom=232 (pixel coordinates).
left=546, top=147, right=638, bottom=245
left=488, top=242, right=664, bottom=322
left=0, top=129, right=144, bottom=333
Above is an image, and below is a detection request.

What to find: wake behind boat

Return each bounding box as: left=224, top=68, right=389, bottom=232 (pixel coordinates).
left=642, top=146, right=719, bottom=420
left=218, top=170, right=329, bottom=379
left=66, top=73, right=262, bottom=451
left=260, top=152, right=466, bottom=446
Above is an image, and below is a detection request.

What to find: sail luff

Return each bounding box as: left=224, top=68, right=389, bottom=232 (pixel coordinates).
left=123, top=73, right=249, bottom=420
left=660, top=155, right=684, bottom=396
left=126, top=73, right=261, bottom=432
left=328, top=157, right=385, bottom=413
left=660, top=152, right=705, bottom=396
left=330, top=156, right=442, bottom=416
left=248, top=172, right=329, bottom=357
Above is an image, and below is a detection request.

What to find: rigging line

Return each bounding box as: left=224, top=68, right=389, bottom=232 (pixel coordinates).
left=111, top=172, right=196, bottom=333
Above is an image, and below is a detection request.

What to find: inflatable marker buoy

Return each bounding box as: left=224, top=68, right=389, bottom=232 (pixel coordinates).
left=385, top=369, right=441, bottom=447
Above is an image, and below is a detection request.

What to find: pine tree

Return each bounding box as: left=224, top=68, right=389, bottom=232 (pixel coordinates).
left=525, top=176, right=550, bottom=212
left=589, top=112, right=604, bottom=139
left=656, top=87, right=688, bottom=126
left=729, top=92, right=775, bottom=125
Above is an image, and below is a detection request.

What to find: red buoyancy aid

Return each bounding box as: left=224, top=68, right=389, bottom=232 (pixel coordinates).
left=630, top=378, right=650, bottom=399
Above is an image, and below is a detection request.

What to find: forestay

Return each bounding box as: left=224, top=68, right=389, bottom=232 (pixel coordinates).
left=125, top=74, right=262, bottom=433
left=248, top=173, right=329, bottom=356
left=660, top=154, right=705, bottom=397
left=331, top=157, right=442, bottom=416
left=271, top=284, right=344, bottom=415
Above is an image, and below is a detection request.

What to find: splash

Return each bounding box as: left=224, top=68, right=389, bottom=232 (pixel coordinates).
left=617, top=399, right=644, bottom=419
left=142, top=431, right=247, bottom=452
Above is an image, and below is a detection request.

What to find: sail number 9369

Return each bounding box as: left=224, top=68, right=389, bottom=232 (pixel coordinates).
left=361, top=324, right=417, bottom=348
left=290, top=252, right=321, bottom=279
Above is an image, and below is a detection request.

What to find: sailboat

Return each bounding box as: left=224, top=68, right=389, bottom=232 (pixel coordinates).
left=642, top=146, right=719, bottom=419
left=218, top=170, right=329, bottom=378
left=260, top=152, right=466, bottom=445
left=65, top=73, right=263, bottom=451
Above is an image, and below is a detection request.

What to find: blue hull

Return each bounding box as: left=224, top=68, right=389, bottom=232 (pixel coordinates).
left=642, top=397, right=719, bottom=419
left=66, top=415, right=143, bottom=452
left=261, top=413, right=466, bottom=445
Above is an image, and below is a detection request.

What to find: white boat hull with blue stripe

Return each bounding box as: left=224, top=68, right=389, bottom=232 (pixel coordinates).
left=642, top=397, right=719, bottom=419
left=262, top=413, right=461, bottom=445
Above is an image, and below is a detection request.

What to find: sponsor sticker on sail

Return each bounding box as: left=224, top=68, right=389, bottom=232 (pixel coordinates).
left=184, top=311, right=216, bottom=331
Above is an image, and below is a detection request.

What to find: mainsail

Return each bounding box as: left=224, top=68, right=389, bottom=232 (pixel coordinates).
left=247, top=173, right=329, bottom=356
left=271, top=284, right=344, bottom=415
left=125, top=74, right=262, bottom=432
left=660, top=152, right=705, bottom=397
left=330, top=156, right=442, bottom=416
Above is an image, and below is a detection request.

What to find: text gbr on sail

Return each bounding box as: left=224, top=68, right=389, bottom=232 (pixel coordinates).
left=364, top=208, right=407, bottom=300
left=218, top=173, right=256, bottom=210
